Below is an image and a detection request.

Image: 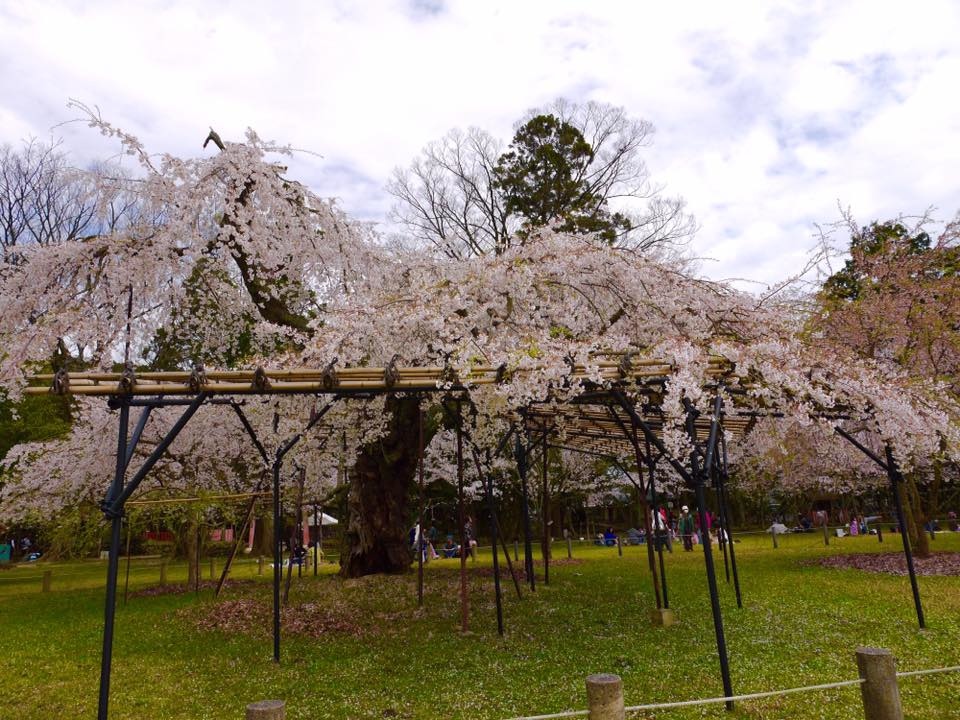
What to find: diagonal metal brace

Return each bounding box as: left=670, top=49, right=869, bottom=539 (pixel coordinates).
left=101, top=393, right=209, bottom=518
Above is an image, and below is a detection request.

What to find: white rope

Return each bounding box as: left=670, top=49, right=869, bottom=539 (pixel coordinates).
left=504, top=679, right=865, bottom=720
left=624, top=678, right=865, bottom=712
left=897, top=665, right=960, bottom=679
left=504, top=710, right=588, bottom=720
left=506, top=667, right=960, bottom=720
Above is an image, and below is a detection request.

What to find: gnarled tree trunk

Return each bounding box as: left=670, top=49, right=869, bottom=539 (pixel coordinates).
left=340, top=396, right=421, bottom=577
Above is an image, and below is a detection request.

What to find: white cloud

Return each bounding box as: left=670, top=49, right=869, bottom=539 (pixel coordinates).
left=1, top=0, right=958, bottom=287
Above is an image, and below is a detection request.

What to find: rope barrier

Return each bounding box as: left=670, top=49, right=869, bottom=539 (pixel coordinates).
left=623, top=678, right=865, bottom=712
left=505, top=666, right=960, bottom=720
left=505, top=709, right=588, bottom=719
left=897, top=665, right=960, bottom=679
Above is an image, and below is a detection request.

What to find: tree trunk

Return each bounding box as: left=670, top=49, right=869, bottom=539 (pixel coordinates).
left=257, top=513, right=273, bottom=558
left=339, top=396, right=420, bottom=577
left=902, top=473, right=930, bottom=558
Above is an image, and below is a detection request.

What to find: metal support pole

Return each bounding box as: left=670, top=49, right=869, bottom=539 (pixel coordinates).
left=417, top=407, right=425, bottom=608
left=541, top=432, right=550, bottom=585
left=313, top=505, right=319, bottom=577
left=643, top=437, right=669, bottom=610
left=687, top=396, right=734, bottom=710
left=715, top=483, right=730, bottom=583
left=455, top=404, right=469, bottom=632
left=884, top=445, right=925, bottom=629
left=613, top=389, right=731, bottom=696
left=609, top=404, right=662, bottom=609
left=517, top=437, right=535, bottom=591
left=97, top=400, right=129, bottom=720
left=123, top=516, right=133, bottom=605
left=718, top=433, right=742, bottom=608
left=272, top=457, right=282, bottom=663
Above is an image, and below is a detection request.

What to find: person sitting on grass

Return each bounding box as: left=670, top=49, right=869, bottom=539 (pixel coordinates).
left=442, top=535, right=459, bottom=558
left=627, top=527, right=644, bottom=545
left=603, top=527, right=617, bottom=547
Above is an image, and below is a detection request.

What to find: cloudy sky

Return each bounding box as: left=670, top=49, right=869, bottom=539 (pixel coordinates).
left=2, top=0, right=958, bottom=287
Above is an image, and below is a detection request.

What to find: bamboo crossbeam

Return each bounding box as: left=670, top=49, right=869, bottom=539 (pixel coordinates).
left=27, top=357, right=737, bottom=398
left=126, top=491, right=272, bottom=506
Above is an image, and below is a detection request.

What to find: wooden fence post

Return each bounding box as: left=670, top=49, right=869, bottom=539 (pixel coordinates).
left=772, top=530, right=778, bottom=549
left=616, top=536, right=623, bottom=557
left=159, top=560, right=167, bottom=585
left=823, top=522, right=830, bottom=546
left=246, top=699, right=285, bottom=719
left=567, top=536, right=573, bottom=559
left=586, top=673, right=624, bottom=720
left=42, top=570, right=51, bottom=593
left=856, top=647, right=903, bottom=720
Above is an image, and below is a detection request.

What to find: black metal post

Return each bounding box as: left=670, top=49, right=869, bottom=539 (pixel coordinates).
left=715, top=478, right=731, bottom=584
left=687, top=396, right=735, bottom=711
left=834, top=427, right=925, bottom=629
left=884, top=445, right=925, bottom=629
left=718, top=433, right=742, bottom=609
left=613, top=389, right=734, bottom=707
left=417, top=407, right=425, bottom=608
left=313, top=505, right=319, bottom=577
left=455, top=404, right=469, bottom=632
left=643, top=439, right=669, bottom=610
left=268, top=399, right=339, bottom=663
left=123, top=406, right=152, bottom=470
left=123, top=516, right=133, bottom=605
left=272, top=455, right=282, bottom=663
left=516, top=436, right=535, bottom=591
left=541, top=432, right=550, bottom=586
left=97, top=400, right=129, bottom=720
left=608, top=406, right=663, bottom=609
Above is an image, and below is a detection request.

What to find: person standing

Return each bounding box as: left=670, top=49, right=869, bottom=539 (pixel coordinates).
left=678, top=506, right=695, bottom=551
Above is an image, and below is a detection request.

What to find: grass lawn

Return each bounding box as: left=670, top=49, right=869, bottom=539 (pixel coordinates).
left=1, top=532, right=959, bottom=719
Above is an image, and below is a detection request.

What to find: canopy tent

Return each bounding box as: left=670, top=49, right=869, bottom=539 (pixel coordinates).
left=305, top=512, right=338, bottom=527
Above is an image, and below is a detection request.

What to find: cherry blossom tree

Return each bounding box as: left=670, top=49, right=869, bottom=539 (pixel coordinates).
left=2, top=112, right=957, bottom=580
left=806, top=212, right=960, bottom=553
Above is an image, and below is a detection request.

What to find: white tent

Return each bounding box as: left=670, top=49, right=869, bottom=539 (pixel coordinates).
left=306, top=512, right=339, bottom=527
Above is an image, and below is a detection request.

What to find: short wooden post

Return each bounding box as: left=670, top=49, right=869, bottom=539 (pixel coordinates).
left=246, top=699, right=285, bottom=719
left=159, top=560, right=168, bottom=586
left=42, top=570, right=51, bottom=593
left=928, top=525, right=935, bottom=541
left=772, top=530, right=778, bottom=549
left=877, top=526, right=883, bottom=543
left=514, top=540, right=519, bottom=561
left=586, top=673, right=624, bottom=720
left=823, top=522, right=830, bottom=546
left=856, top=647, right=903, bottom=720
left=258, top=556, right=264, bottom=575
left=567, top=536, right=573, bottom=559
left=616, top=536, right=623, bottom=557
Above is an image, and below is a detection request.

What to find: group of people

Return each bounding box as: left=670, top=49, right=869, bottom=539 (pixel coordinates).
left=410, top=519, right=478, bottom=561
left=2, top=536, right=40, bottom=562
left=595, top=505, right=726, bottom=553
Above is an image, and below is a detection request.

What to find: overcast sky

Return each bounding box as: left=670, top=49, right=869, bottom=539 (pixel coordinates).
left=2, top=0, right=958, bottom=288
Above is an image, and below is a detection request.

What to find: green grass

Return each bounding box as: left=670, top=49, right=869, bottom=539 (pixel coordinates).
left=1, top=533, right=959, bottom=719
